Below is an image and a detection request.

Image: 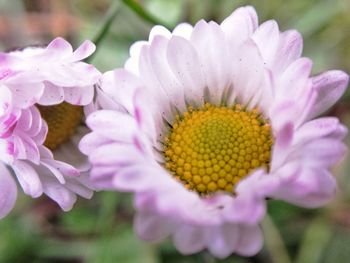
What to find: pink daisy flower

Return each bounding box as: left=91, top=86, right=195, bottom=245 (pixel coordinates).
left=0, top=38, right=101, bottom=218
left=80, top=6, right=348, bottom=258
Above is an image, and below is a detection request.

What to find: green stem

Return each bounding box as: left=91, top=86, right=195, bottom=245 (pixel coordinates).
left=262, top=215, right=291, bottom=263
left=295, top=217, right=333, bottom=263
left=121, top=0, right=172, bottom=29
left=87, top=1, right=121, bottom=62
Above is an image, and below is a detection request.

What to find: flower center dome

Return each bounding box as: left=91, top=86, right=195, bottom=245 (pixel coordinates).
left=37, top=103, right=83, bottom=150
left=164, top=103, right=273, bottom=195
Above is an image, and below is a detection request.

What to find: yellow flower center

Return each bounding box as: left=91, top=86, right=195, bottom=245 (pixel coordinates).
left=37, top=102, right=83, bottom=150
left=164, top=103, right=273, bottom=195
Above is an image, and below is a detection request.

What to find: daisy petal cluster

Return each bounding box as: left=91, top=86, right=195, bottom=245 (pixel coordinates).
left=0, top=37, right=101, bottom=218
left=81, top=6, right=348, bottom=258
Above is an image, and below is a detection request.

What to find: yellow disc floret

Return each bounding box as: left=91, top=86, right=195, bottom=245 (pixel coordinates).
left=37, top=102, right=83, bottom=150
left=163, top=103, right=273, bottom=195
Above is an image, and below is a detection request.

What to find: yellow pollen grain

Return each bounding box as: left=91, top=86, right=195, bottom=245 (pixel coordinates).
left=37, top=102, right=83, bottom=150
left=163, top=103, right=273, bottom=195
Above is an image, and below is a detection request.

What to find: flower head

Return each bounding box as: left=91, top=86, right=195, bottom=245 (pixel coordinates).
left=80, top=6, right=349, bottom=258
left=0, top=37, right=101, bottom=218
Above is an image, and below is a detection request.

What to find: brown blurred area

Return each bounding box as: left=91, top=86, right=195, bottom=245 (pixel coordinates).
left=0, top=0, right=81, bottom=49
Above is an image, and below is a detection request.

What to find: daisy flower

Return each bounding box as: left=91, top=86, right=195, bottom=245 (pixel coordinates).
left=80, top=6, right=349, bottom=258
left=0, top=37, right=101, bottom=218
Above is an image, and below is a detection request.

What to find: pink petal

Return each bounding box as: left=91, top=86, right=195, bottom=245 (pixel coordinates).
left=110, top=69, right=143, bottom=113
left=270, top=122, right=294, bottom=171
left=16, top=107, right=33, bottom=132
left=86, top=110, right=138, bottom=142
left=27, top=106, right=43, bottom=137
left=207, top=224, right=240, bottom=259
left=0, top=85, right=12, bottom=116
left=64, top=175, right=94, bottom=199
left=12, top=160, right=43, bottom=198
left=41, top=176, right=77, bottom=211
left=295, top=117, right=348, bottom=144
left=272, top=168, right=336, bottom=208
left=308, top=70, right=349, bottom=119
left=64, top=85, right=94, bottom=105
left=272, top=30, right=303, bottom=74
left=45, top=37, right=73, bottom=59
left=235, top=225, right=263, bottom=256
left=40, top=161, right=66, bottom=184
left=290, top=138, right=346, bottom=169
left=43, top=159, right=80, bottom=177
left=0, top=140, right=14, bottom=163
left=173, top=225, right=206, bottom=255
left=79, top=131, right=113, bottom=155
left=7, top=82, right=44, bottom=108
left=69, top=40, right=96, bottom=62
left=112, top=164, right=163, bottom=192
left=134, top=211, right=174, bottom=242
left=89, top=143, right=144, bottom=167
left=0, top=163, right=17, bottom=219
left=277, top=57, right=312, bottom=101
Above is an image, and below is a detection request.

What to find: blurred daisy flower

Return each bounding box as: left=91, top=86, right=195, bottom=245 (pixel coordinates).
left=80, top=6, right=348, bottom=258
left=0, top=37, right=101, bottom=218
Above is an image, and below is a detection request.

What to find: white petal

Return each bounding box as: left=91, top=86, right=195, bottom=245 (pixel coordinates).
left=228, top=40, right=269, bottom=107
left=173, top=23, right=193, bottom=39
left=149, top=25, right=171, bottom=41
left=138, top=44, right=174, bottom=126
left=38, top=82, right=64, bottom=105
left=124, top=41, right=147, bottom=74
left=276, top=57, right=312, bottom=101
left=221, top=6, right=258, bottom=50
left=190, top=21, right=231, bottom=104
left=252, top=20, right=280, bottom=67
left=148, top=36, right=186, bottom=112
left=167, top=36, right=205, bottom=106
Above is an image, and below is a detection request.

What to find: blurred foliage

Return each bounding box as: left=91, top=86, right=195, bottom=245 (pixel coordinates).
left=0, top=0, right=350, bottom=262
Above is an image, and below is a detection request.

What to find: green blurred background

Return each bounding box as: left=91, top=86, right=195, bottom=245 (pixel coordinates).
left=0, top=0, right=350, bottom=262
